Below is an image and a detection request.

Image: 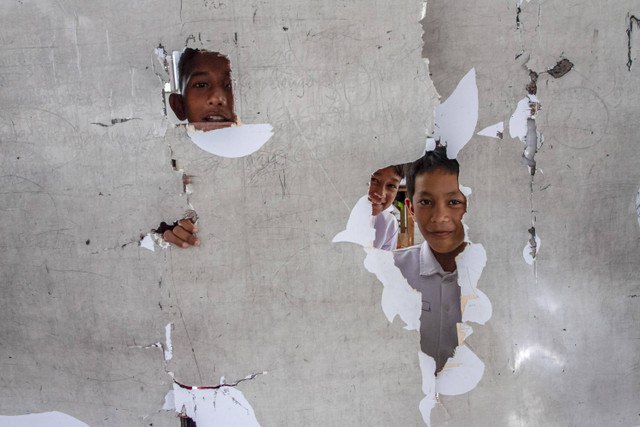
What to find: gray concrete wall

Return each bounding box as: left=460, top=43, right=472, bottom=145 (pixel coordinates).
left=1, top=0, right=639, bottom=426
left=423, top=1, right=640, bottom=425
left=0, top=1, right=435, bottom=426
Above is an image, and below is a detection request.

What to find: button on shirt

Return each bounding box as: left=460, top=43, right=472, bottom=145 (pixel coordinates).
left=393, top=241, right=462, bottom=373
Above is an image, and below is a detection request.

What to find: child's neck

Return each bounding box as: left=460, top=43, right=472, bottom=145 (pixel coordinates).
left=433, top=242, right=467, bottom=273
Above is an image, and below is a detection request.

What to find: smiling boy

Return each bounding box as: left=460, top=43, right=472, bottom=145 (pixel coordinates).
left=368, top=165, right=404, bottom=250
left=169, top=48, right=238, bottom=131
left=393, top=148, right=467, bottom=373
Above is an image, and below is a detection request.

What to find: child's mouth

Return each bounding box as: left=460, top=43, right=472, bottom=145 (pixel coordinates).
left=202, top=115, right=232, bottom=122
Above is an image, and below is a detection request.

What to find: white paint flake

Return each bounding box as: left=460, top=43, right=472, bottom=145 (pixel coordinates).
left=187, top=124, right=274, bottom=158
left=332, top=196, right=376, bottom=248
left=139, top=233, right=155, bottom=251
left=477, top=121, right=504, bottom=139
left=433, top=68, right=479, bottom=159
left=164, top=323, right=173, bottom=361
left=523, top=233, right=541, bottom=265
left=509, top=94, right=540, bottom=142
left=363, top=248, right=422, bottom=331
left=0, top=412, right=89, bottom=427
left=163, top=382, right=261, bottom=426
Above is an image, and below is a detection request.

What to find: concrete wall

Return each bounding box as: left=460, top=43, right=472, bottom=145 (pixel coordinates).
left=0, top=1, right=435, bottom=426
left=423, top=1, right=640, bottom=425
left=1, top=0, right=639, bottom=426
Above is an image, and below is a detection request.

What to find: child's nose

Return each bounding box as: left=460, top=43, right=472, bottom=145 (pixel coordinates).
left=431, top=203, right=449, bottom=222
left=207, top=88, right=227, bottom=106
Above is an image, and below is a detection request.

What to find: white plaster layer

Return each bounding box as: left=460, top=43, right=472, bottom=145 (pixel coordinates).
left=433, top=68, right=479, bottom=159
left=477, top=121, right=504, bottom=139
left=332, top=196, right=376, bottom=248
left=523, top=234, right=542, bottom=265
left=186, top=124, right=273, bottom=158
left=0, top=412, right=89, bottom=427
left=164, top=383, right=260, bottom=426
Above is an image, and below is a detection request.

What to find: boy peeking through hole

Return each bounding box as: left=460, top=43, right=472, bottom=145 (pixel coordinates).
left=169, top=48, right=238, bottom=131
left=368, top=165, right=404, bottom=250
left=393, top=147, right=467, bottom=374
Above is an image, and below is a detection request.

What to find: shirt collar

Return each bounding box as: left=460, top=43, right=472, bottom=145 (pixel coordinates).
left=419, top=241, right=446, bottom=276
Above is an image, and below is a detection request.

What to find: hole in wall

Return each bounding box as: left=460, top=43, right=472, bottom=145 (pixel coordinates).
left=155, top=46, right=273, bottom=158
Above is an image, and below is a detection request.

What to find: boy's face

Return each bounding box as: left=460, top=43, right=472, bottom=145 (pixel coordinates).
left=406, top=169, right=466, bottom=256
left=368, top=166, right=402, bottom=216
left=169, top=53, right=237, bottom=131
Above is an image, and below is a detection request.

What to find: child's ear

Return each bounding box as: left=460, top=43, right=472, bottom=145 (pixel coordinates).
left=169, top=93, right=187, bottom=121
left=405, top=198, right=415, bottom=220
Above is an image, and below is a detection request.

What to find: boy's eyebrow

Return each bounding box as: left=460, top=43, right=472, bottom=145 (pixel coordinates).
left=414, top=190, right=463, bottom=197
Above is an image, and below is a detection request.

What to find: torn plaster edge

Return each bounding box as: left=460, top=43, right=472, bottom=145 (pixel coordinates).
left=477, top=121, right=504, bottom=139
left=431, top=68, right=479, bottom=159
left=0, top=411, right=90, bottom=427
left=163, top=372, right=267, bottom=426
left=139, top=232, right=171, bottom=252
left=164, top=323, right=173, bottom=361
left=332, top=196, right=376, bottom=249
left=417, top=344, right=486, bottom=423
left=139, top=208, right=199, bottom=251
left=523, top=229, right=541, bottom=265
left=186, top=123, right=274, bottom=158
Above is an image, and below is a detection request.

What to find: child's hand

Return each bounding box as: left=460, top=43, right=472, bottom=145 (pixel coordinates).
left=163, top=219, right=200, bottom=248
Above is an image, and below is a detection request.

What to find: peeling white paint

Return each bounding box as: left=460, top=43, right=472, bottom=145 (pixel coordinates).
left=363, top=248, right=422, bottom=331
left=187, top=124, right=274, bottom=158
left=523, top=233, right=541, bottom=265
left=163, top=381, right=261, bottom=426
left=418, top=352, right=437, bottom=427
left=477, top=121, right=504, bottom=139
left=509, top=96, right=535, bottom=141
left=332, top=196, right=376, bottom=248
left=433, top=68, right=478, bottom=159
left=139, top=233, right=155, bottom=251
left=456, top=244, right=492, bottom=325
left=164, top=323, right=173, bottom=361
left=0, top=411, right=89, bottom=427
left=139, top=232, right=170, bottom=252
left=436, top=344, right=485, bottom=395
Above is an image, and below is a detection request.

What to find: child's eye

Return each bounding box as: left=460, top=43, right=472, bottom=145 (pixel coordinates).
left=388, top=184, right=398, bottom=190
left=193, top=82, right=208, bottom=88
left=370, top=177, right=379, bottom=184
left=418, top=199, right=433, bottom=206
left=449, top=199, right=464, bottom=206
left=224, top=81, right=232, bottom=89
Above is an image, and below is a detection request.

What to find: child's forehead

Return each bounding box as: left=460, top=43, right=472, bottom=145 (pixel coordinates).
left=186, top=53, right=231, bottom=76
left=415, top=169, right=459, bottom=191
left=374, top=166, right=401, bottom=180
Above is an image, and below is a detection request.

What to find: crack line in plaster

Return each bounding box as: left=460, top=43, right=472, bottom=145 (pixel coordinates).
left=627, top=14, right=640, bottom=71
left=91, top=117, right=141, bottom=127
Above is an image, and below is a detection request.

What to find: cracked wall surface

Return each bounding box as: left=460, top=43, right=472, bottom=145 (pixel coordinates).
left=424, top=0, right=640, bottom=425
left=0, top=0, right=436, bottom=426
left=3, top=0, right=639, bottom=426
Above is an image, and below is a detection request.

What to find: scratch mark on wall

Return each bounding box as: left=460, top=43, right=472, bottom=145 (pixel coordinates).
left=627, top=14, right=640, bottom=71
left=91, top=117, right=141, bottom=127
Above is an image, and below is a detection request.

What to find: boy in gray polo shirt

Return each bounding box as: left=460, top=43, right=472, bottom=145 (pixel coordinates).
left=393, top=148, right=467, bottom=374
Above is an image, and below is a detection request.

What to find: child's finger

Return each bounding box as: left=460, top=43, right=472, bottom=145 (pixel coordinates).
left=172, top=225, right=201, bottom=247
left=163, top=230, right=189, bottom=248
left=178, top=219, right=198, bottom=233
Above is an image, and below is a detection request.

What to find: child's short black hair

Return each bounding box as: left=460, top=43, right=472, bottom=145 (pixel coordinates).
left=391, top=164, right=406, bottom=180
left=406, top=146, right=460, bottom=200
left=177, top=48, right=226, bottom=93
